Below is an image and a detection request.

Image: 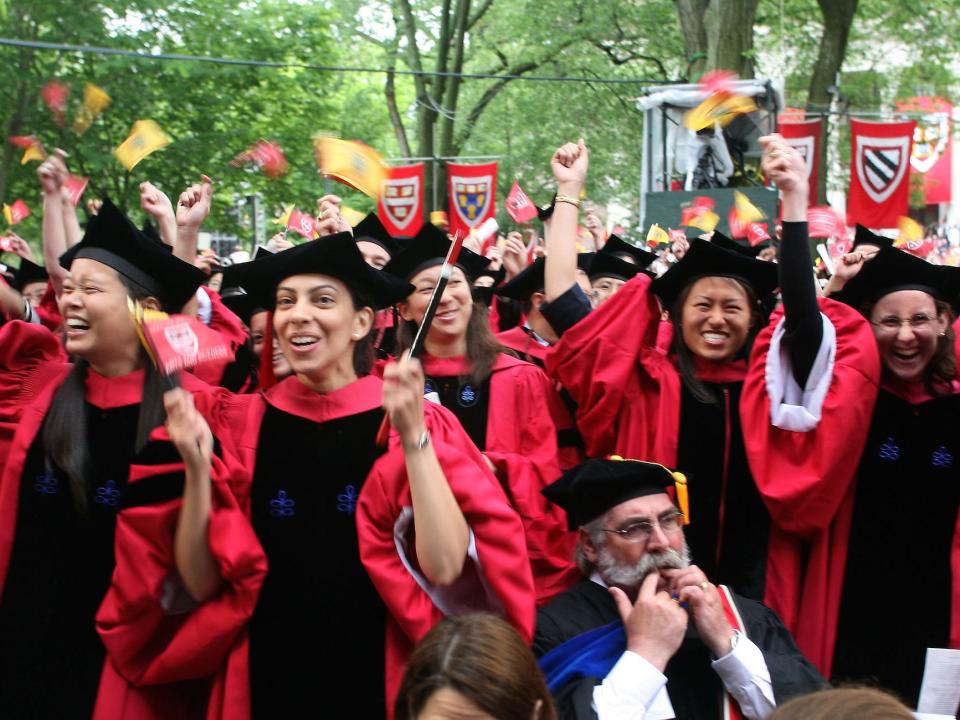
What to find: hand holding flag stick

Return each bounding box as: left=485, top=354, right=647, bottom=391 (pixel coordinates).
left=375, top=231, right=465, bottom=447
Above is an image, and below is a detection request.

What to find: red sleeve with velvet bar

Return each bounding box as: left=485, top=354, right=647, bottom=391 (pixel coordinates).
left=543, top=273, right=680, bottom=464
left=189, top=289, right=250, bottom=388
left=740, top=297, right=880, bottom=537
left=95, top=386, right=266, bottom=715
left=356, top=401, right=536, bottom=711
left=484, top=358, right=579, bottom=604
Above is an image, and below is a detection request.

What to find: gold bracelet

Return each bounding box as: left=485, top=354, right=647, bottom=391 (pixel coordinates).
left=555, top=194, right=581, bottom=208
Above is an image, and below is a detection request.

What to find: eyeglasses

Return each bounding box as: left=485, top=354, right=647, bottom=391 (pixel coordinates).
left=603, top=511, right=685, bottom=543
left=871, top=314, right=936, bottom=333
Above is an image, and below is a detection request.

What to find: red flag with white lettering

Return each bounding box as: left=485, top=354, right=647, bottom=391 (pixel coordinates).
left=808, top=205, right=846, bottom=239
left=447, top=161, right=498, bottom=236
left=378, top=163, right=424, bottom=236
left=287, top=210, right=317, bottom=239
left=505, top=180, right=537, bottom=224
left=779, top=119, right=821, bottom=205
left=848, top=119, right=915, bottom=228
left=746, top=223, right=770, bottom=246
left=141, top=314, right=233, bottom=375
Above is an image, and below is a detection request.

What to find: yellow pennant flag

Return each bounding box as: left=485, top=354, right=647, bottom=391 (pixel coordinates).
left=646, top=223, right=670, bottom=247
left=734, top=191, right=765, bottom=224
left=271, top=203, right=295, bottom=226
left=687, top=210, right=720, bottom=233
left=313, top=136, right=388, bottom=200
left=341, top=205, right=366, bottom=227
left=684, top=92, right=757, bottom=132
left=896, top=216, right=922, bottom=247
left=20, top=142, right=45, bottom=164
left=73, top=83, right=111, bottom=134
left=114, top=120, right=172, bottom=171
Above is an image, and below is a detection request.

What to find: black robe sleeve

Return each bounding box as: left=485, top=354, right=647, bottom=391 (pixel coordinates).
left=541, top=283, right=593, bottom=336
left=778, top=221, right=823, bottom=388
left=738, top=594, right=829, bottom=702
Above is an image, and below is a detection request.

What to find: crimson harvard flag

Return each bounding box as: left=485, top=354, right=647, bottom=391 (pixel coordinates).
left=287, top=209, right=317, bottom=239
left=447, top=161, right=497, bottom=236
left=848, top=119, right=915, bottom=228
left=779, top=119, right=822, bottom=205
left=897, top=96, right=953, bottom=205
left=378, top=163, right=424, bottom=236
left=808, top=205, right=846, bottom=240
left=505, top=180, right=537, bottom=224
left=141, top=314, right=232, bottom=375
left=63, top=174, right=89, bottom=207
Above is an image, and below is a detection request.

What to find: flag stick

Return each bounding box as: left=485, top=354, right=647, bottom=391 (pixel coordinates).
left=375, top=231, right=465, bottom=446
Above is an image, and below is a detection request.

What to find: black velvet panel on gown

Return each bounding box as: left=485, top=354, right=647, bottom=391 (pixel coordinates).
left=424, top=374, right=491, bottom=450
left=0, top=403, right=139, bottom=719
left=249, top=405, right=388, bottom=718
left=832, top=390, right=960, bottom=705
left=676, top=382, right=770, bottom=600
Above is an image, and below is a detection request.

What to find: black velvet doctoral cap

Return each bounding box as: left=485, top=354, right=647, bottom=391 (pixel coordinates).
left=220, top=288, right=266, bottom=327
left=709, top=231, right=763, bottom=259
left=60, top=198, right=206, bottom=312
left=589, top=252, right=647, bottom=283
left=651, top=237, right=779, bottom=308
left=13, top=258, right=49, bottom=290
left=226, top=231, right=414, bottom=311
left=383, top=222, right=490, bottom=281
left=601, top=234, right=657, bottom=267
left=495, top=254, right=595, bottom=302
left=834, top=245, right=960, bottom=315
left=353, top=212, right=401, bottom=257
left=853, top=224, right=895, bottom=250
left=543, top=457, right=685, bottom=531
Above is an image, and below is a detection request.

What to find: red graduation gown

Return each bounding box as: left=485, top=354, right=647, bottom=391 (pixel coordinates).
left=0, top=320, right=265, bottom=720
left=221, top=375, right=536, bottom=716
left=739, top=298, right=883, bottom=675
left=495, top=325, right=585, bottom=472
left=420, top=352, right=579, bottom=604
left=543, top=273, right=683, bottom=466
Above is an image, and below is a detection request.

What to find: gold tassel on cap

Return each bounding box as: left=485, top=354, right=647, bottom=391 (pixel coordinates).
left=673, top=472, right=690, bottom=525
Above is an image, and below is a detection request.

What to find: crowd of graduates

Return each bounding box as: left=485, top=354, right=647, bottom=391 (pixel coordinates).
left=0, top=132, right=956, bottom=720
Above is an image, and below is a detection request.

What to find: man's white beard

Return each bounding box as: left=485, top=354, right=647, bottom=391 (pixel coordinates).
left=597, top=543, right=691, bottom=589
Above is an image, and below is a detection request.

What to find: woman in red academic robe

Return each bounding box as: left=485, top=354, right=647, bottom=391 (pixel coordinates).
left=384, top=223, right=579, bottom=605
left=163, top=232, right=535, bottom=718
left=743, top=238, right=960, bottom=704
left=540, top=138, right=873, bottom=606
left=0, top=199, right=265, bottom=719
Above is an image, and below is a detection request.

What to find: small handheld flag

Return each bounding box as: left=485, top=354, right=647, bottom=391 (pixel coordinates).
left=114, top=120, right=172, bottom=171
left=3, top=199, right=31, bottom=226
left=313, top=136, right=388, bottom=200
left=73, top=83, right=111, bottom=134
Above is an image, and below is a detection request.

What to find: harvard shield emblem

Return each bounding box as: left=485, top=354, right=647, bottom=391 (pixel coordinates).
left=163, top=321, right=199, bottom=358
left=855, top=135, right=911, bottom=204
left=451, top=175, right=493, bottom=228
left=911, top=113, right=949, bottom=174
left=381, top=175, right=420, bottom=232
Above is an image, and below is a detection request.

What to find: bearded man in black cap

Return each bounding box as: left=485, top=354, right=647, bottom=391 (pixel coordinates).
left=534, top=458, right=823, bottom=720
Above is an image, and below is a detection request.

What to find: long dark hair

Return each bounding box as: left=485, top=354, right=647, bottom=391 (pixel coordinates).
left=43, top=274, right=168, bottom=514
left=669, top=276, right=764, bottom=404
left=346, top=283, right=377, bottom=377
left=396, top=300, right=506, bottom=386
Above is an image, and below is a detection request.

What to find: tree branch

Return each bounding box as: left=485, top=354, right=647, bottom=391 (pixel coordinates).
left=466, top=0, right=494, bottom=32
left=592, top=40, right=669, bottom=79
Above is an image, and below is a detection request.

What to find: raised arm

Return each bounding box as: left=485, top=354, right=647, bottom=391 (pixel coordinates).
left=761, top=134, right=821, bottom=388
left=544, top=139, right=588, bottom=303
left=140, top=181, right=178, bottom=248
left=165, top=387, right=223, bottom=603
left=382, top=355, right=469, bottom=586
left=38, top=151, right=70, bottom=295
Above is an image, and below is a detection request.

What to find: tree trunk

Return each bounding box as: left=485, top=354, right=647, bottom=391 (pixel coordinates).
left=675, top=0, right=708, bottom=78
left=807, top=0, right=858, bottom=203
left=703, top=0, right=760, bottom=77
